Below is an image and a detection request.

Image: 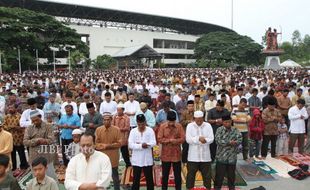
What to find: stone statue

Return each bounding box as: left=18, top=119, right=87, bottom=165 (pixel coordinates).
left=266, top=27, right=273, bottom=50
left=265, top=27, right=281, bottom=51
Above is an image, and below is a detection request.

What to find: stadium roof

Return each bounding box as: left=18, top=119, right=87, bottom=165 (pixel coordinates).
left=113, top=44, right=161, bottom=58
left=0, top=0, right=233, bottom=35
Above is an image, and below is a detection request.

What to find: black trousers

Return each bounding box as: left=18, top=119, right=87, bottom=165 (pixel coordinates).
left=161, top=161, right=182, bottom=190
left=121, top=145, right=131, bottom=167
left=61, top=138, right=73, bottom=166
left=261, top=135, right=277, bottom=157
left=210, top=125, right=219, bottom=162
left=241, top=132, right=249, bottom=160
left=132, top=165, right=154, bottom=190
left=11, top=145, right=29, bottom=170
left=112, top=167, right=120, bottom=190
left=210, top=142, right=217, bottom=162
left=182, top=142, right=189, bottom=163
left=214, top=162, right=236, bottom=190
left=186, top=162, right=211, bottom=189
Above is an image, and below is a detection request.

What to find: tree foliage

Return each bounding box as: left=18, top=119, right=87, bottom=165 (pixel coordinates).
left=92, top=55, right=117, bottom=70
left=0, top=7, right=89, bottom=71
left=194, top=32, right=263, bottom=67
left=279, top=30, right=310, bottom=66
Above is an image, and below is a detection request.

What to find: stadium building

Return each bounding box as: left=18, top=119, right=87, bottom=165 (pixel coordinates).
left=0, top=0, right=232, bottom=68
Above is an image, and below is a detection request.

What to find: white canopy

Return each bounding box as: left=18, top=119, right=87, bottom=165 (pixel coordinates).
left=280, top=59, right=302, bottom=68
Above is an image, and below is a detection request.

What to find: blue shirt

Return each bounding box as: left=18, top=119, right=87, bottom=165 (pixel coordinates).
left=58, top=114, right=81, bottom=139
left=43, top=101, right=61, bottom=122
left=155, top=109, right=179, bottom=124
left=135, top=109, right=156, bottom=128
left=42, top=91, right=50, bottom=103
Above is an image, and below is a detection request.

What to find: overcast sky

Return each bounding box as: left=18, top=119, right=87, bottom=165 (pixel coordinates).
left=43, top=0, right=309, bottom=44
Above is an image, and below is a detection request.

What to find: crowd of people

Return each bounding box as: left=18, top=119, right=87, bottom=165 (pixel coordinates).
left=0, top=67, right=309, bottom=190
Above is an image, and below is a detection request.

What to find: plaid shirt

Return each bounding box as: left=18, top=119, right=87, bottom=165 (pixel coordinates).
left=278, top=123, right=288, bottom=139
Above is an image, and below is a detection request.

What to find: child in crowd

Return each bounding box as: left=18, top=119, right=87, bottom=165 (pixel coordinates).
left=0, top=154, right=22, bottom=190
left=26, top=157, right=59, bottom=190
left=248, top=109, right=265, bottom=160
left=277, top=116, right=289, bottom=155
left=65, top=129, right=83, bottom=160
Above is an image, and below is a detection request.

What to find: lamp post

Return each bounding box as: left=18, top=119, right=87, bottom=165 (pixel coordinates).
left=18, top=48, right=21, bottom=74
left=64, top=45, right=76, bottom=73
left=49, top=47, right=59, bottom=73
left=231, top=0, right=234, bottom=30
left=0, top=51, right=2, bottom=74
left=36, top=49, right=39, bottom=73
left=53, top=50, right=56, bottom=73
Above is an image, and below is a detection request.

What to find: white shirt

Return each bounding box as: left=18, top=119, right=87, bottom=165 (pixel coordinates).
left=232, top=95, right=246, bottom=107
left=204, top=100, right=217, bottom=112
left=0, top=101, right=5, bottom=119
left=149, top=85, right=159, bottom=99
left=64, top=151, right=112, bottom=190
left=61, top=102, right=78, bottom=115
left=101, top=90, right=115, bottom=101
left=245, top=92, right=252, bottom=100
left=173, top=95, right=181, bottom=105
left=124, top=100, right=140, bottom=127
left=99, top=101, right=117, bottom=115
left=186, top=121, right=214, bottom=162
left=188, top=94, right=195, bottom=101
left=134, top=85, right=144, bottom=94
left=257, top=92, right=267, bottom=101
left=288, top=106, right=309, bottom=134
left=288, top=91, right=296, bottom=100
left=128, top=127, right=156, bottom=167
left=20, top=108, right=45, bottom=127
left=79, top=102, right=97, bottom=123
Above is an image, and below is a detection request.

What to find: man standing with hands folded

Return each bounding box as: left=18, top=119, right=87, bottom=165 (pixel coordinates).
left=186, top=111, right=214, bottom=190
left=58, top=105, right=81, bottom=166
left=128, top=114, right=156, bottom=190
left=23, top=110, right=57, bottom=181
left=95, top=112, right=122, bottom=190
left=158, top=111, right=185, bottom=190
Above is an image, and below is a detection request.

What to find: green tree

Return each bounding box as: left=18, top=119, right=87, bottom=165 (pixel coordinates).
left=279, top=31, right=310, bottom=66
left=69, top=50, right=86, bottom=69
left=292, top=30, right=302, bottom=46
left=194, top=32, right=263, bottom=66
left=0, top=7, right=89, bottom=71
left=92, top=55, right=116, bottom=70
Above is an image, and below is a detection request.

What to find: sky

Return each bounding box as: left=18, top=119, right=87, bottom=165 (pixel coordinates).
left=42, top=0, right=310, bottom=44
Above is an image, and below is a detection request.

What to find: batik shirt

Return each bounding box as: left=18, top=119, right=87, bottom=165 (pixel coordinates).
left=215, top=126, right=242, bottom=164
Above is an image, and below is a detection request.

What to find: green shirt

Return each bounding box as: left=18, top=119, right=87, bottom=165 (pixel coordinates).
left=215, top=126, right=242, bottom=164
left=0, top=174, right=22, bottom=190
left=26, top=175, right=59, bottom=190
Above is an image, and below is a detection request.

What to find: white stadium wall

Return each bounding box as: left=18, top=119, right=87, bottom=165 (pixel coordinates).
left=69, top=24, right=198, bottom=65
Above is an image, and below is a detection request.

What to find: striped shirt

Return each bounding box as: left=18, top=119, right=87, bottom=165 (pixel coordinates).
left=231, top=109, right=251, bottom=132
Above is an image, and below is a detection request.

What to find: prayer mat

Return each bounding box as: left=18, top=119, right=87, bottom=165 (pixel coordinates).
left=17, top=168, right=32, bottom=190
left=191, top=188, right=241, bottom=190
left=55, top=165, right=66, bottom=183
left=237, top=163, right=275, bottom=181
left=211, top=164, right=247, bottom=186
left=153, top=165, right=186, bottom=187
left=260, top=157, right=297, bottom=178
left=292, top=153, right=310, bottom=165
left=153, top=145, right=160, bottom=161
left=120, top=166, right=156, bottom=186
left=252, top=160, right=277, bottom=174
left=278, top=155, right=301, bottom=166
